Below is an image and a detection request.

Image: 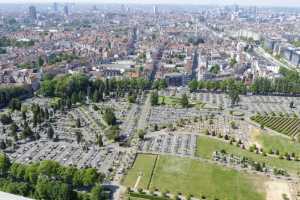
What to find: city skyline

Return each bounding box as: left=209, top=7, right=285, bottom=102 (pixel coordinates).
left=0, top=0, right=299, bottom=7
left=0, top=0, right=300, bottom=199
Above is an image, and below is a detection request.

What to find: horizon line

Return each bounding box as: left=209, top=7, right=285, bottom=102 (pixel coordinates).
left=0, top=2, right=299, bottom=7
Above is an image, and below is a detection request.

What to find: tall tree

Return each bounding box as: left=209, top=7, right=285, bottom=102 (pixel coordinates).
left=47, top=126, right=54, bottom=139
left=103, top=108, right=117, bottom=126
left=90, top=184, right=104, bottom=200
left=150, top=91, right=159, bottom=106
left=0, top=153, right=11, bottom=176
left=180, top=93, right=189, bottom=108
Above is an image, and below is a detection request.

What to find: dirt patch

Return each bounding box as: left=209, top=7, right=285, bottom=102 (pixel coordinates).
left=265, top=180, right=292, bottom=200
left=250, top=127, right=262, bottom=149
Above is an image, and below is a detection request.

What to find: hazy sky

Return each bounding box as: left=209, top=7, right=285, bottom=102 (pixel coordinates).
left=0, top=0, right=299, bottom=7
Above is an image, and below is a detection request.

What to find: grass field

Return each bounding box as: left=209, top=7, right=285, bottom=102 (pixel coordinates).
left=124, top=154, right=266, bottom=200
left=158, top=96, right=205, bottom=109
left=196, top=136, right=300, bottom=174
left=257, top=133, right=300, bottom=156
left=127, top=197, right=148, bottom=200
left=123, top=154, right=157, bottom=189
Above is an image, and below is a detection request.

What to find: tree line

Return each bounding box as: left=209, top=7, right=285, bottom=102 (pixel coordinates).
left=0, top=37, right=35, bottom=48
left=0, top=153, right=108, bottom=200
left=188, top=79, right=246, bottom=94
left=189, top=67, right=300, bottom=95
left=0, top=85, right=33, bottom=108
left=40, top=73, right=153, bottom=103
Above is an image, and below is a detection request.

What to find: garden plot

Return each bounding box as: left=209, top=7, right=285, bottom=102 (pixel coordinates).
left=251, top=115, right=300, bottom=137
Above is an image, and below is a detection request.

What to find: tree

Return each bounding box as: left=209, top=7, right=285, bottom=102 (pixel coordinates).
left=229, top=57, right=237, bottom=67
left=76, top=118, right=81, bottom=128
left=44, top=108, right=49, bottom=120
left=35, top=176, right=72, bottom=200
left=0, top=113, right=13, bottom=125
left=22, top=110, right=27, bottom=121
left=107, top=126, right=120, bottom=142
left=96, top=134, right=103, bottom=147
left=0, top=153, right=11, bottom=176
left=158, top=79, right=168, bottom=90
left=103, top=108, right=117, bottom=126
left=71, top=93, right=78, bottom=105
left=37, top=160, right=60, bottom=177
left=22, top=125, right=33, bottom=140
left=188, top=80, right=198, bottom=92
left=82, top=168, right=99, bottom=186
left=209, top=64, right=220, bottom=74
left=180, top=93, right=189, bottom=108
left=260, top=123, right=265, bottom=130
left=150, top=91, right=159, bottom=106
left=0, top=140, right=6, bottom=150
left=230, top=121, right=237, bottom=129
left=290, top=101, right=294, bottom=109
left=73, top=170, right=84, bottom=187
left=128, top=95, right=137, bottom=103
left=76, top=131, right=82, bottom=144
left=38, top=56, right=44, bottom=67
left=24, top=163, right=39, bottom=183
left=227, top=84, right=240, bottom=107
left=47, top=126, right=54, bottom=139
left=9, top=98, right=22, bottom=111
left=137, top=129, right=146, bottom=139
left=9, top=123, right=18, bottom=137
left=90, top=184, right=104, bottom=200
left=65, top=98, right=72, bottom=109
left=92, top=90, right=100, bottom=103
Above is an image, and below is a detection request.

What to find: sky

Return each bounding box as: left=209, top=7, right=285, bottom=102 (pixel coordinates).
left=0, top=0, right=299, bottom=7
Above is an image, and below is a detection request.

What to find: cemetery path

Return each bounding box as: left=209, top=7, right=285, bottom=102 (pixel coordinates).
left=137, top=93, right=151, bottom=130
left=134, top=175, right=142, bottom=189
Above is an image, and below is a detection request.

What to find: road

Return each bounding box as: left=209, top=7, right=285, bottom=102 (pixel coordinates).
left=255, top=47, right=300, bottom=72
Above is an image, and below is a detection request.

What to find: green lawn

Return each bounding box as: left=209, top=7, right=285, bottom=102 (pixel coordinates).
left=124, top=155, right=265, bottom=200
left=196, top=136, right=300, bottom=174
left=127, top=197, right=149, bottom=200
left=123, top=154, right=157, bottom=189
left=158, top=96, right=180, bottom=106
left=257, top=133, right=300, bottom=156
left=124, top=154, right=266, bottom=200
left=158, top=96, right=204, bottom=109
